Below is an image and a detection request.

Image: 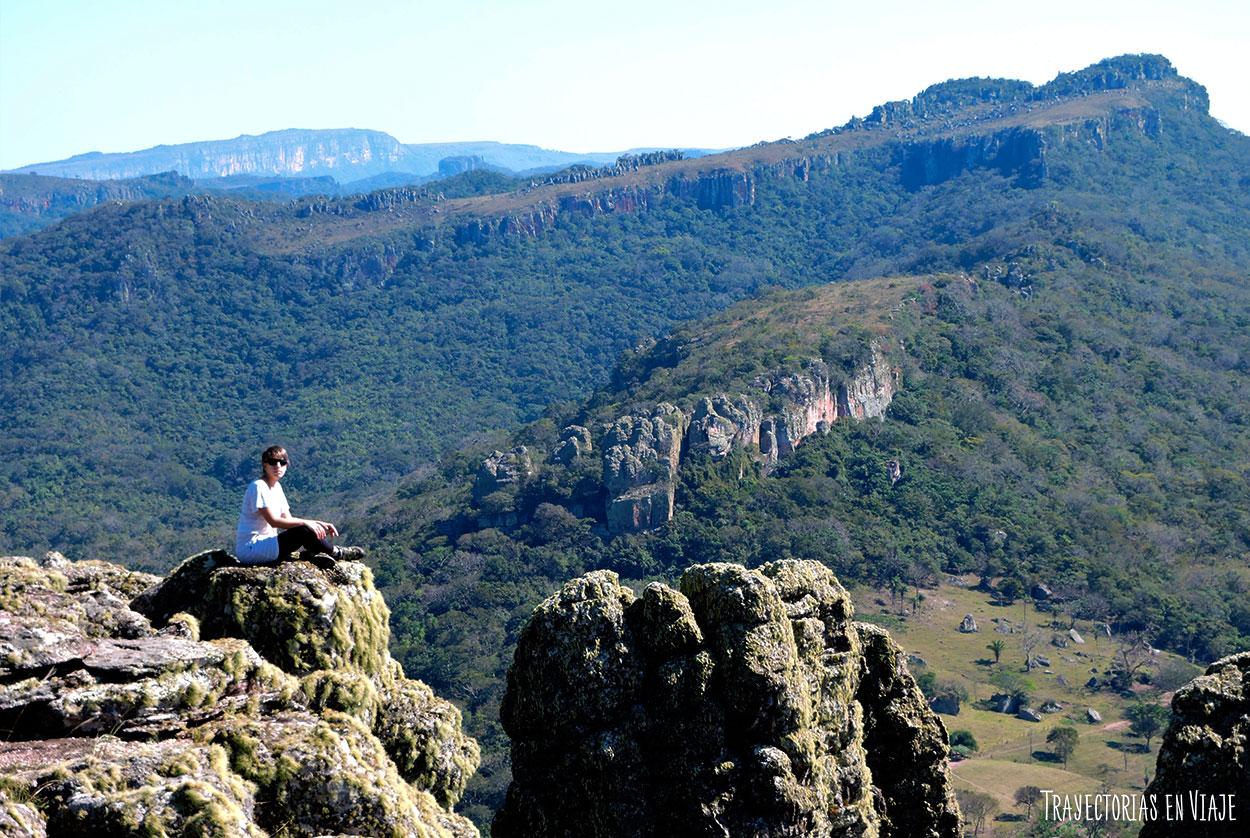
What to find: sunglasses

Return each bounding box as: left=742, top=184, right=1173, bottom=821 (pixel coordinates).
left=265, top=458, right=288, bottom=466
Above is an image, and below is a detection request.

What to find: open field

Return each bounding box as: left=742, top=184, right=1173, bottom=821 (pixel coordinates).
left=852, top=579, right=1181, bottom=834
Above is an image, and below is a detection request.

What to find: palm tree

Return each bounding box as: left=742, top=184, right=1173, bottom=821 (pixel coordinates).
left=987, top=639, right=1005, bottom=664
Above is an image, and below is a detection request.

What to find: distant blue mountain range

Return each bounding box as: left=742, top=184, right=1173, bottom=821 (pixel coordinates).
left=5, top=127, right=714, bottom=184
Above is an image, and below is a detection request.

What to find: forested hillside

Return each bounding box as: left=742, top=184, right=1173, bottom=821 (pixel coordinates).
left=5, top=55, right=1241, bottom=568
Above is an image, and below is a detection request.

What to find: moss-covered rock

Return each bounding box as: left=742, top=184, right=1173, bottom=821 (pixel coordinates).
left=4, top=553, right=480, bottom=836
left=201, top=710, right=475, bottom=838
left=0, top=786, right=46, bottom=838
left=1141, top=651, right=1250, bottom=838
left=855, top=623, right=961, bottom=837
left=137, top=557, right=391, bottom=677
left=1, top=635, right=296, bottom=739
left=495, top=559, right=959, bottom=837
left=1, top=554, right=153, bottom=639
left=3, top=737, right=262, bottom=837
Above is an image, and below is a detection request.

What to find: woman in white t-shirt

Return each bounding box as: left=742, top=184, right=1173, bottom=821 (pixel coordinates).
left=235, top=445, right=364, bottom=566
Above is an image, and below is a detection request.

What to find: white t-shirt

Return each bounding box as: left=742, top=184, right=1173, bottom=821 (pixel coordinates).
left=235, top=479, right=289, bottom=563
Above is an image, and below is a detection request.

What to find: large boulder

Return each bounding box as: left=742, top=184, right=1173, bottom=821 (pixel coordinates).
left=495, top=560, right=959, bottom=837
left=1, top=551, right=480, bottom=836
left=1141, top=652, right=1250, bottom=838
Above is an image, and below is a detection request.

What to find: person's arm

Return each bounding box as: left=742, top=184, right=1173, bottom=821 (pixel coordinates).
left=258, top=506, right=338, bottom=539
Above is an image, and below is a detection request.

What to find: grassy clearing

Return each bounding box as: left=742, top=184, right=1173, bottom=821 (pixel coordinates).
left=853, top=580, right=1173, bottom=834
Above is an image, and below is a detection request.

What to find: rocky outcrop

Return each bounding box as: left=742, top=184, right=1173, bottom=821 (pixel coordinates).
left=0, top=551, right=479, bottom=837
left=899, top=127, right=1048, bottom=190
left=688, top=394, right=765, bottom=458
left=1141, top=652, right=1250, bottom=838
left=494, top=560, right=960, bottom=837
left=603, top=348, right=897, bottom=531
left=483, top=345, right=898, bottom=535
left=474, top=446, right=534, bottom=503
left=602, top=403, right=688, bottom=533
left=551, top=424, right=593, bottom=464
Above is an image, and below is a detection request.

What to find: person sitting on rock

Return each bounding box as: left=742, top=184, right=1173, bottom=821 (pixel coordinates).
left=235, top=445, right=365, bottom=567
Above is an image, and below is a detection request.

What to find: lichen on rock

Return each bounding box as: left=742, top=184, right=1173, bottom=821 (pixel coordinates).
left=495, top=559, right=960, bottom=837
left=1, top=551, right=480, bottom=837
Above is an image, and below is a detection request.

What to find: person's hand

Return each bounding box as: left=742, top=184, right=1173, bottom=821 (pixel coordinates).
left=309, top=521, right=328, bottom=539
left=323, top=521, right=339, bottom=539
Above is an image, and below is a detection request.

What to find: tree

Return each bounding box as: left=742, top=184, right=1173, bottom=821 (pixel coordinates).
left=1125, top=701, right=1170, bottom=751
left=1110, top=631, right=1154, bottom=691
left=1014, top=785, right=1043, bottom=819
left=987, top=639, right=1005, bottom=664
left=950, top=729, right=979, bottom=752
left=995, top=576, right=1023, bottom=604
left=956, top=789, right=998, bottom=837
left=1151, top=659, right=1202, bottom=693
left=1021, top=622, right=1042, bottom=672
left=990, top=670, right=1034, bottom=709
left=1047, top=726, right=1080, bottom=767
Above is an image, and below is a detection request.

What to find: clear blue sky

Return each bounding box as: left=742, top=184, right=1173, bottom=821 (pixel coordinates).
left=1, top=0, right=1246, bottom=170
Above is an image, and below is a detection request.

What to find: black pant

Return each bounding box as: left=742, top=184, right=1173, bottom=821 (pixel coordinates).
left=276, top=524, right=335, bottom=559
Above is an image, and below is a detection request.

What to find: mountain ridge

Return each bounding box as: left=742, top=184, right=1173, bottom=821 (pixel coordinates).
left=5, top=126, right=713, bottom=184
left=1, top=52, right=1245, bottom=569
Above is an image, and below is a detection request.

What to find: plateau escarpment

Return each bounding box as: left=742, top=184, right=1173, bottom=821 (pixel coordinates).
left=495, top=560, right=960, bottom=837
left=0, top=551, right=480, bottom=836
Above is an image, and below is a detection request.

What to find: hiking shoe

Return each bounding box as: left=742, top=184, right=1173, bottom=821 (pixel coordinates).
left=334, top=545, right=367, bottom=562
left=307, top=552, right=338, bottom=570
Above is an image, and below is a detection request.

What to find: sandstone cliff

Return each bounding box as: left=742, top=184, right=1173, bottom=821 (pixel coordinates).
left=494, top=560, right=960, bottom=837
left=1141, top=652, right=1250, bottom=838
left=564, top=345, right=898, bottom=534
left=0, top=551, right=480, bottom=837
left=466, top=341, right=900, bottom=536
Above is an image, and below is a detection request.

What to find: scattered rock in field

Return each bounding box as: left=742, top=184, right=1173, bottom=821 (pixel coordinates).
left=1068, top=628, right=1085, bottom=645
left=1017, top=707, right=1043, bottom=722
left=1041, top=701, right=1063, bottom=713
left=991, top=693, right=1019, bottom=714
left=959, top=614, right=977, bottom=633
left=1086, top=707, right=1103, bottom=723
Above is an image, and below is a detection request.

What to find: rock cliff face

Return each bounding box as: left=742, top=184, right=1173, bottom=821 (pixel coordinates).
left=0, top=551, right=479, bottom=837
left=1141, top=652, right=1250, bottom=838
left=602, top=404, right=689, bottom=533
left=469, top=345, right=900, bottom=535
left=597, top=347, right=898, bottom=532
left=7, top=130, right=649, bottom=183
left=494, top=560, right=960, bottom=837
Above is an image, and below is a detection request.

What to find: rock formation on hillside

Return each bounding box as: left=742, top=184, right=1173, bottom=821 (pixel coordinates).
left=494, top=560, right=961, bottom=837
left=469, top=346, right=901, bottom=536
left=602, top=403, right=689, bottom=533
left=1141, top=652, right=1250, bottom=838
left=0, top=551, right=480, bottom=837
left=595, top=348, right=898, bottom=533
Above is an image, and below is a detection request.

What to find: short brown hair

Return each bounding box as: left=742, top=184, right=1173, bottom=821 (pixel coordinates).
left=260, top=445, right=288, bottom=476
